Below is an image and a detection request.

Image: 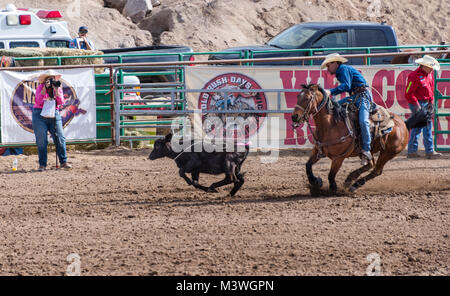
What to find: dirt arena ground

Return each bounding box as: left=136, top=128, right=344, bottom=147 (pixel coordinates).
left=0, top=147, right=448, bottom=276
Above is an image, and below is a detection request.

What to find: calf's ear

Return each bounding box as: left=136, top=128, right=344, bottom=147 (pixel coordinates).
left=165, top=133, right=173, bottom=143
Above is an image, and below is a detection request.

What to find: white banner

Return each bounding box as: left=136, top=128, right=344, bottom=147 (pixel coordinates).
left=0, top=68, right=96, bottom=144
left=185, top=66, right=450, bottom=149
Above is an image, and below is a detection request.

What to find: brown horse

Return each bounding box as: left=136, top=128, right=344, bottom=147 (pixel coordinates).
left=291, top=84, right=409, bottom=193
left=390, top=44, right=449, bottom=65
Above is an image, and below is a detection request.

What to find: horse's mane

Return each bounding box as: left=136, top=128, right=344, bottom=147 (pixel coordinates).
left=301, top=83, right=346, bottom=122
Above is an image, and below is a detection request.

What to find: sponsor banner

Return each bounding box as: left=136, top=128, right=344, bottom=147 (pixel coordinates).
left=0, top=69, right=96, bottom=144
left=185, top=66, right=450, bottom=149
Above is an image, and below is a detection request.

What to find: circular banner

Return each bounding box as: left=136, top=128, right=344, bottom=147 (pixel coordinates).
left=198, top=73, right=268, bottom=139
left=10, top=79, right=83, bottom=133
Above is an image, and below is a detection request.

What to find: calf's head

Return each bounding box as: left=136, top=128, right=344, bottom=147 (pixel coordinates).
left=149, top=133, right=172, bottom=160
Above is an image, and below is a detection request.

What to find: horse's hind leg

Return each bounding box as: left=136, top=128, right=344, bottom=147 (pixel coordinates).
left=344, top=161, right=373, bottom=188
left=349, top=151, right=394, bottom=192
left=306, top=147, right=323, bottom=188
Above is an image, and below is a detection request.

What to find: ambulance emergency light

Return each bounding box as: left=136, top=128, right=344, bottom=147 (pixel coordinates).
left=36, top=10, right=62, bottom=19
left=6, top=14, right=19, bottom=26
left=19, top=15, right=31, bottom=25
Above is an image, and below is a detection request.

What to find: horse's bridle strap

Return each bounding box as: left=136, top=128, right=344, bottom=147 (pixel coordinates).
left=295, top=104, right=305, bottom=111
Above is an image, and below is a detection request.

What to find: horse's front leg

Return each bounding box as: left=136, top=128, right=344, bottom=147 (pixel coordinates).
left=306, top=147, right=323, bottom=188
left=328, top=157, right=345, bottom=193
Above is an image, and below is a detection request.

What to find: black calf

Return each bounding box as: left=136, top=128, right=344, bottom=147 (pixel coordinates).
left=149, top=133, right=249, bottom=196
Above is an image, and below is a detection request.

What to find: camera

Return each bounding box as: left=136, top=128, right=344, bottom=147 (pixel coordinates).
left=49, top=78, right=61, bottom=88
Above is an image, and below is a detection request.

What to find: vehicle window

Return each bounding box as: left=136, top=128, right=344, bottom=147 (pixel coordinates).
left=46, top=40, right=70, bottom=48
left=312, top=30, right=348, bottom=48
left=354, top=29, right=388, bottom=47
left=268, top=26, right=319, bottom=49
left=0, top=42, right=4, bottom=49
left=10, top=41, right=40, bottom=48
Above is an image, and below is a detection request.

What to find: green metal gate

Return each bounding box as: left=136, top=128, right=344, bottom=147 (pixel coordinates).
left=434, top=60, right=450, bottom=152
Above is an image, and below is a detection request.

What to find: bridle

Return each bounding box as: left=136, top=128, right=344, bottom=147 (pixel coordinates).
left=293, top=89, right=329, bottom=124
left=292, top=87, right=355, bottom=160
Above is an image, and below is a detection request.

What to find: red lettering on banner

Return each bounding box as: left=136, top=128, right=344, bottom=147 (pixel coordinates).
left=435, top=71, right=450, bottom=146
left=309, top=70, right=321, bottom=85
left=280, top=70, right=308, bottom=145
left=280, top=70, right=308, bottom=107
left=322, top=70, right=346, bottom=99
left=395, top=70, right=412, bottom=109
left=283, top=116, right=307, bottom=145
left=372, top=70, right=395, bottom=108
left=435, top=117, right=450, bottom=146
left=437, top=70, right=450, bottom=108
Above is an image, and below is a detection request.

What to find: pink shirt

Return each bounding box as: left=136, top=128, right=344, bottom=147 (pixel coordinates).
left=33, top=84, right=65, bottom=109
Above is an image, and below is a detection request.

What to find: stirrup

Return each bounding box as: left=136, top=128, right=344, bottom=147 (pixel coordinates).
left=360, top=150, right=372, bottom=165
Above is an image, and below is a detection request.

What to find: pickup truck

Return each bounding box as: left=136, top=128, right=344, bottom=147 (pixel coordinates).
left=101, top=45, right=194, bottom=83
left=209, top=21, right=399, bottom=65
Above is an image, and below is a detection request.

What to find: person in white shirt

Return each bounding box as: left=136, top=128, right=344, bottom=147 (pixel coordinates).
left=69, top=26, right=95, bottom=50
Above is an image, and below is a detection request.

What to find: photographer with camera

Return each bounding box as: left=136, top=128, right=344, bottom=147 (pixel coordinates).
left=32, top=70, right=71, bottom=171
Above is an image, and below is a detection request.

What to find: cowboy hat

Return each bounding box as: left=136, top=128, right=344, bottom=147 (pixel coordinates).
left=320, top=53, right=348, bottom=69
left=38, top=70, right=62, bottom=84
left=415, top=55, right=440, bottom=71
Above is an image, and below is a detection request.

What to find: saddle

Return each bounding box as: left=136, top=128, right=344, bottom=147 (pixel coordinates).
left=369, top=107, right=395, bottom=137
left=346, top=105, right=394, bottom=151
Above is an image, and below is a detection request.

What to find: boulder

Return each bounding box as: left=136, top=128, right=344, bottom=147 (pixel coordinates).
left=104, top=0, right=128, bottom=13
left=122, top=0, right=153, bottom=24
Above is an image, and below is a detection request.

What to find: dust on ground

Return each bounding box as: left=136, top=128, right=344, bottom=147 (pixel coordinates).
left=0, top=148, right=448, bottom=275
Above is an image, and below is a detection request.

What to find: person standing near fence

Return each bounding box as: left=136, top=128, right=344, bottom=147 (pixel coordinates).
left=405, top=55, right=443, bottom=159
left=32, top=70, right=72, bottom=171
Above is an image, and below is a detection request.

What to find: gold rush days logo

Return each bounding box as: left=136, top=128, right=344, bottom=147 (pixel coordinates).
left=198, top=73, right=268, bottom=139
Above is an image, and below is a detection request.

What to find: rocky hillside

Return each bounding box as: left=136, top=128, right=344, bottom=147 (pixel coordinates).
left=2, top=0, right=449, bottom=51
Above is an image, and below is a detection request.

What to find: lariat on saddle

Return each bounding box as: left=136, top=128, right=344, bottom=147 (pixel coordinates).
left=344, top=92, right=395, bottom=151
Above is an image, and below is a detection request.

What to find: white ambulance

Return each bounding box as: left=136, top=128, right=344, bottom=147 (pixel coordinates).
left=0, top=4, right=142, bottom=100
left=0, top=3, right=71, bottom=49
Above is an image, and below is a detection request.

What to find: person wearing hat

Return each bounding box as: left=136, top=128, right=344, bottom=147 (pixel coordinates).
left=405, top=55, right=442, bottom=159
left=69, top=26, right=95, bottom=50
left=32, top=70, right=72, bottom=171
left=321, top=53, right=378, bottom=166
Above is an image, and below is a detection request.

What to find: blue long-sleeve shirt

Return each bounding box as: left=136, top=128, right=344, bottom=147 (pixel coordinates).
left=330, top=64, right=367, bottom=96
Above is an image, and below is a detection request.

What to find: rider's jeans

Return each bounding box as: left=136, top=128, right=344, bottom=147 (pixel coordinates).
left=338, top=91, right=373, bottom=152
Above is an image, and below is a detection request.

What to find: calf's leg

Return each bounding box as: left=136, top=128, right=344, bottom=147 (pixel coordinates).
left=179, top=168, right=193, bottom=185
left=191, top=171, right=212, bottom=192
left=230, top=173, right=245, bottom=197
left=208, top=174, right=232, bottom=192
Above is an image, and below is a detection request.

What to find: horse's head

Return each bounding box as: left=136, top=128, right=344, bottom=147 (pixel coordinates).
left=291, top=84, right=324, bottom=128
